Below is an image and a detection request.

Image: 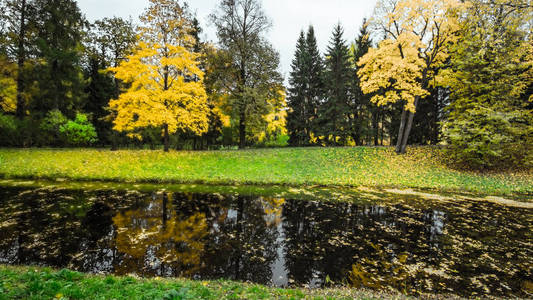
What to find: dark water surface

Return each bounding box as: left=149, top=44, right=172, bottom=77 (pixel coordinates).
left=0, top=184, right=531, bottom=297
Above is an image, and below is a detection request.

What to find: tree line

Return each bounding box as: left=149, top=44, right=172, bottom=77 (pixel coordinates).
left=287, top=0, right=532, bottom=169
left=0, top=0, right=286, bottom=151
left=0, top=0, right=531, bottom=169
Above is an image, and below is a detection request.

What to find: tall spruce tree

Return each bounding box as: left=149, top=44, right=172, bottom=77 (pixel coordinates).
left=287, top=26, right=324, bottom=146
left=305, top=26, right=324, bottom=144
left=319, top=24, right=352, bottom=146
left=350, top=20, right=372, bottom=145
left=287, top=31, right=308, bottom=146
left=31, top=0, right=87, bottom=117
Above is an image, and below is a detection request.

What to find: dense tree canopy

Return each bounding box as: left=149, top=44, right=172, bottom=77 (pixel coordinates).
left=0, top=0, right=530, bottom=170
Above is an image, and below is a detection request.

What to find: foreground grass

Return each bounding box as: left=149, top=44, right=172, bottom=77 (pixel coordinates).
left=0, top=265, right=409, bottom=300
left=0, top=147, right=531, bottom=196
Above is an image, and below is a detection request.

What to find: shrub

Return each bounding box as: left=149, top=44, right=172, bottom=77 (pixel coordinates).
left=40, top=109, right=68, bottom=146
left=443, top=106, right=532, bottom=170
left=59, top=113, right=98, bottom=146
left=263, top=134, right=289, bottom=148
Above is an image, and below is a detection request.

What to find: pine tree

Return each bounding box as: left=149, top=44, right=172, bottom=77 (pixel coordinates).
left=287, top=31, right=308, bottom=146
left=305, top=26, right=324, bottom=144
left=320, top=24, right=352, bottom=146
left=31, top=0, right=87, bottom=117
left=350, top=20, right=372, bottom=145
left=287, top=26, right=324, bottom=146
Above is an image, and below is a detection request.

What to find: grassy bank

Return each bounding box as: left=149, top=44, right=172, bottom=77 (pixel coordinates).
left=0, top=147, right=531, bottom=196
left=0, top=265, right=409, bottom=300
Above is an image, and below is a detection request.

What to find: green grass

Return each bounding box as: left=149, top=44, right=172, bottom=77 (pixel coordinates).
left=0, top=147, right=531, bottom=196
left=0, top=265, right=409, bottom=300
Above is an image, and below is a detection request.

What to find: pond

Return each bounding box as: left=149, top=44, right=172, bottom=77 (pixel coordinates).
left=0, top=181, right=531, bottom=297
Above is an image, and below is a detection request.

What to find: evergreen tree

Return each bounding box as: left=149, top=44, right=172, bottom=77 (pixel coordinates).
left=305, top=26, right=324, bottom=144
left=350, top=20, right=372, bottom=145
left=31, top=0, right=87, bottom=117
left=287, top=31, right=308, bottom=146
left=83, top=53, right=115, bottom=146
left=319, top=24, right=352, bottom=146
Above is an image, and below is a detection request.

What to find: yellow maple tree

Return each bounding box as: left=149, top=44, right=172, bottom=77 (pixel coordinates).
left=108, top=0, right=209, bottom=151
left=358, top=0, right=463, bottom=153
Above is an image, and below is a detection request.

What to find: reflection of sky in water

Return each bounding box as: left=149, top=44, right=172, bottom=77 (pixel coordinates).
left=271, top=222, right=288, bottom=287
left=0, top=186, right=531, bottom=298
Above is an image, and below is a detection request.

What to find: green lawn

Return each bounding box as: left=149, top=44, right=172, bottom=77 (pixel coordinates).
left=0, top=147, right=531, bottom=196
left=0, top=266, right=408, bottom=300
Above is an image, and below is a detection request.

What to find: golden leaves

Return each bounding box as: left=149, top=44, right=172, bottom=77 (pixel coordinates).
left=0, top=57, right=17, bottom=113
left=359, top=0, right=464, bottom=112
left=108, top=41, right=209, bottom=138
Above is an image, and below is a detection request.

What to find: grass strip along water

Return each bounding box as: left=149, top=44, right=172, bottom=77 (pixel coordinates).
left=0, top=266, right=413, bottom=300
left=0, top=147, right=531, bottom=197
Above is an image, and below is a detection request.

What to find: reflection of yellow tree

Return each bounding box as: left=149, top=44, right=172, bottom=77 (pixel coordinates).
left=348, top=243, right=412, bottom=293
left=113, top=193, right=208, bottom=275
left=262, top=197, right=285, bottom=227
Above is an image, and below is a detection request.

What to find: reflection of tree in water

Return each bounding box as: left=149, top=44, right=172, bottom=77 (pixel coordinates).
left=0, top=188, right=95, bottom=267
left=171, top=193, right=282, bottom=284
left=434, top=201, right=533, bottom=297
left=112, top=192, right=208, bottom=276
left=281, top=198, right=533, bottom=297
left=110, top=192, right=281, bottom=282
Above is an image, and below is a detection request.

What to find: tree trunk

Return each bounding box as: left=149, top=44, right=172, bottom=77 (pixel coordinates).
left=239, top=110, right=246, bottom=149
left=379, top=112, right=384, bottom=146
left=372, top=109, right=379, bottom=146
left=395, top=108, right=408, bottom=153
left=399, top=97, right=419, bottom=154
left=163, top=123, right=169, bottom=152
left=111, top=131, right=118, bottom=151
left=15, top=0, right=27, bottom=119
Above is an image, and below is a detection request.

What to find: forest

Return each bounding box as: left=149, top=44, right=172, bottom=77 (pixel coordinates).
left=0, top=0, right=531, bottom=170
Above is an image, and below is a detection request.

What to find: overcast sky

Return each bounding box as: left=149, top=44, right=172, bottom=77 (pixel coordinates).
left=77, top=0, right=378, bottom=81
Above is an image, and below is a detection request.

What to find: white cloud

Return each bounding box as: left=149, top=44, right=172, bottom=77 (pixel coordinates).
left=77, top=0, right=377, bottom=82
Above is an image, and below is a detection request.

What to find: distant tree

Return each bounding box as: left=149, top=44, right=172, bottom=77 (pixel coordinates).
left=108, top=0, right=209, bottom=152
left=350, top=20, right=373, bottom=145
left=304, top=26, right=325, bottom=144
left=3, top=0, right=36, bottom=118
left=31, top=0, right=87, bottom=117
left=287, top=26, right=324, bottom=146
left=319, top=24, right=352, bottom=146
left=90, top=17, right=137, bottom=71
left=287, top=31, right=308, bottom=146
left=358, top=0, right=463, bottom=153
left=85, top=17, right=136, bottom=147
left=210, top=0, right=283, bottom=148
